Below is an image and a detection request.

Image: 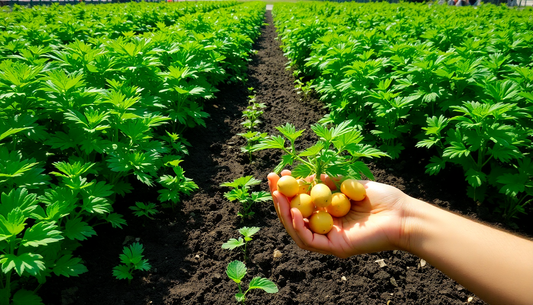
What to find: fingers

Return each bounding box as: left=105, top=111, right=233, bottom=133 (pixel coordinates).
left=267, top=172, right=280, bottom=194
left=281, top=169, right=291, bottom=176
left=273, top=191, right=305, bottom=247
left=267, top=171, right=338, bottom=256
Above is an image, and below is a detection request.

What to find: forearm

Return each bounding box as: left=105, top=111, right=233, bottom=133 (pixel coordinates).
left=402, top=198, right=533, bottom=305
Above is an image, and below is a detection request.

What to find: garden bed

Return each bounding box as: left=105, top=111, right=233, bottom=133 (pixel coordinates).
left=41, top=9, right=530, bottom=305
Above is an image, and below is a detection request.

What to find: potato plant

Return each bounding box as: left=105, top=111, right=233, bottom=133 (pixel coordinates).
left=253, top=121, right=387, bottom=183
left=0, top=1, right=266, bottom=303
left=222, top=227, right=260, bottom=261
left=254, top=121, right=387, bottom=234
left=239, top=88, right=267, bottom=162
left=221, top=176, right=271, bottom=219
left=226, top=260, right=278, bottom=304
left=112, top=242, right=151, bottom=284
left=274, top=2, right=533, bottom=225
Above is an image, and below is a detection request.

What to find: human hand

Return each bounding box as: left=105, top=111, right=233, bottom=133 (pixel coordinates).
left=268, top=170, right=412, bottom=258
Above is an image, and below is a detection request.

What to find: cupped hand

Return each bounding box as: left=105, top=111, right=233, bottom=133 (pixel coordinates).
left=268, top=170, right=411, bottom=258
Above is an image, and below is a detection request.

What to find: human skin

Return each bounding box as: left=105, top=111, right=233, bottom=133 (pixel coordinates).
left=268, top=170, right=533, bottom=305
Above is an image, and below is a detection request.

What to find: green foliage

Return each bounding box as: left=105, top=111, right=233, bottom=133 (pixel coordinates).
left=254, top=122, right=387, bottom=184
left=221, top=177, right=271, bottom=219
left=239, top=89, right=267, bottom=162
left=226, top=260, right=278, bottom=304
left=112, top=242, right=151, bottom=284
left=274, top=1, right=533, bottom=224
left=129, top=202, right=158, bottom=220
left=0, top=1, right=266, bottom=303
left=222, top=227, right=260, bottom=261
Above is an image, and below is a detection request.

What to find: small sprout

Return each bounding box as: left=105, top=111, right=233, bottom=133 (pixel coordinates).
left=129, top=202, right=158, bottom=220
left=226, top=260, right=278, bottom=304
left=221, top=176, right=271, bottom=220
left=112, top=242, right=151, bottom=284
left=239, top=131, right=268, bottom=162
left=222, top=227, right=260, bottom=261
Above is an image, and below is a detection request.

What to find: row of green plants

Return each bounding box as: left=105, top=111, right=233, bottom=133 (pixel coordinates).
left=0, top=1, right=239, bottom=49
left=220, top=86, right=278, bottom=303
left=273, top=2, right=533, bottom=224
left=0, top=1, right=265, bottom=304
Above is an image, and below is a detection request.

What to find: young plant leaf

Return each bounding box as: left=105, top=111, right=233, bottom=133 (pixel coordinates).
left=226, top=260, right=246, bottom=284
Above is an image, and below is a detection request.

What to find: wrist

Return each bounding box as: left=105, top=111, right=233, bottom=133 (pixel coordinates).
left=396, top=196, right=438, bottom=254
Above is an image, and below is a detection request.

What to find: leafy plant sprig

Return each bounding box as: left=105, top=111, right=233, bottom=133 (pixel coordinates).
left=222, top=227, right=260, bottom=261
left=129, top=202, right=158, bottom=220
left=253, top=121, right=388, bottom=184
left=226, top=260, right=278, bottom=304
left=220, top=176, right=271, bottom=219
left=241, top=94, right=266, bottom=132
left=112, top=242, right=151, bottom=284
left=238, top=131, right=268, bottom=162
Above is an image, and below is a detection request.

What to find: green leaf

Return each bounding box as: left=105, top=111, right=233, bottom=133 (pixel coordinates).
left=0, top=188, right=38, bottom=217
left=0, top=127, right=32, bottom=142
left=136, top=259, right=151, bottom=272
left=443, top=141, right=470, bottom=159
left=298, top=142, right=324, bottom=157
left=12, top=289, right=44, bottom=305
left=0, top=253, right=45, bottom=276
left=248, top=277, right=279, bottom=293
left=222, top=238, right=245, bottom=250
left=291, top=163, right=314, bottom=180
left=53, top=254, right=88, bottom=277
left=112, top=264, right=133, bottom=280
left=497, top=173, right=527, bottom=197
left=425, top=156, right=446, bottom=176
left=311, top=124, right=332, bottom=141
left=239, top=227, right=260, bottom=238
left=349, top=161, right=375, bottom=180
left=226, top=260, right=247, bottom=283
left=235, top=293, right=245, bottom=302
left=106, top=213, right=127, bottom=229
left=250, top=191, right=272, bottom=202
left=50, top=161, right=95, bottom=179
left=21, top=222, right=63, bottom=247
left=0, top=208, right=26, bottom=239
left=120, top=242, right=146, bottom=265
left=466, top=169, right=486, bottom=188
left=330, top=120, right=354, bottom=139
left=275, top=123, right=304, bottom=143
left=253, top=136, right=286, bottom=151
left=64, top=218, right=96, bottom=241
left=221, top=176, right=261, bottom=189
left=273, top=154, right=295, bottom=175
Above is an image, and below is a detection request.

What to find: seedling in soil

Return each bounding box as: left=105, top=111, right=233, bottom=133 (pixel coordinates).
left=241, top=89, right=266, bottom=132
left=222, top=227, right=260, bottom=261
left=226, top=260, right=278, bottom=304
left=129, top=202, right=158, bottom=220
left=239, top=131, right=268, bottom=162
left=221, top=176, right=271, bottom=219
left=112, top=242, right=151, bottom=284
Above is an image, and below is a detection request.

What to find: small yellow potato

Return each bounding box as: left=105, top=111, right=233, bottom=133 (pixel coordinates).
left=277, top=176, right=299, bottom=197
left=326, top=193, right=351, bottom=217
left=340, top=179, right=366, bottom=201
left=309, top=210, right=333, bottom=234
left=310, top=183, right=332, bottom=208
left=290, top=193, right=314, bottom=218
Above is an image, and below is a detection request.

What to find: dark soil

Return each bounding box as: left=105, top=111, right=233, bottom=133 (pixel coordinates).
left=41, top=10, right=531, bottom=305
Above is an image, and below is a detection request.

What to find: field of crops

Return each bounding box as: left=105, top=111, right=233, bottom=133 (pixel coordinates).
left=0, top=1, right=532, bottom=305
